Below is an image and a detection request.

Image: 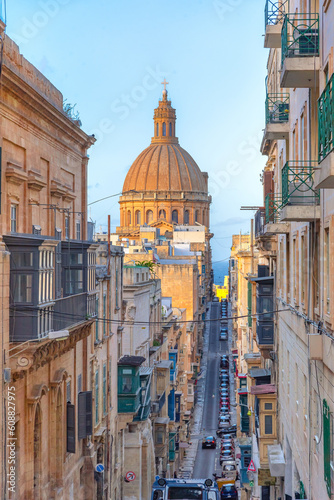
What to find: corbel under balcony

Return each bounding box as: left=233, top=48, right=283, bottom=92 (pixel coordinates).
left=263, top=222, right=290, bottom=235
left=6, top=162, right=28, bottom=185
left=27, top=170, right=47, bottom=191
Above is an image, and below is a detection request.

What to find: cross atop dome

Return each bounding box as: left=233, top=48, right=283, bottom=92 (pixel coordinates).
left=161, top=78, right=169, bottom=101
left=161, top=78, right=169, bottom=92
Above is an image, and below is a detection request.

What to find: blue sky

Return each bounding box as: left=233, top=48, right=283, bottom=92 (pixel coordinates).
left=5, top=0, right=268, bottom=261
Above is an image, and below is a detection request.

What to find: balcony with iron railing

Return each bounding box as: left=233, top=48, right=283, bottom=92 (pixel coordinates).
left=261, top=93, right=289, bottom=153
left=315, top=74, right=334, bottom=189
left=280, top=161, right=320, bottom=221
left=264, top=0, right=289, bottom=48
left=281, top=13, right=320, bottom=88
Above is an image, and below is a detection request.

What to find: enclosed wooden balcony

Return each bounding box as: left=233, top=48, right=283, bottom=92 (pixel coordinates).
left=280, top=14, right=320, bottom=88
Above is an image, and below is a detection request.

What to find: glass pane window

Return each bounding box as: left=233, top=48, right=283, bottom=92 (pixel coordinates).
left=76, top=221, right=81, bottom=240
left=122, top=376, right=132, bottom=393
left=65, top=217, right=69, bottom=240
left=12, top=252, right=33, bottom=268
left=10, top=205, right=17, bottom=233
left=95, top=370, right=99, bottom=424
left=13, top=274, right=33, bottom=303
left=264, top=415, right=273, bottom=435
left=65, top=269, right=83, bottom=295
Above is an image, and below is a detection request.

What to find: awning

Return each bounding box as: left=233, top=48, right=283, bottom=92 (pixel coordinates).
left=250, top=384, right=276, bottom=395
left=248, top=275, right=274, bottom=284
left=267, top=444, right=285, bottom=477
left=249, top=368, right=271, bottom=378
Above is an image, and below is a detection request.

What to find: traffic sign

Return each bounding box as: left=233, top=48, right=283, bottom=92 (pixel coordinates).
left=249, top=480, right=254, bottom=487
left=247, top=459, right=256, bottom=473
left=125, top=471, right=136, bottom=482
left=96, top=464, right=104, bottom=473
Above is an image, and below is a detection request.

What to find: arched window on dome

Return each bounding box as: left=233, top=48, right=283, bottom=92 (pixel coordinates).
left=195, top=210, right=199, bottom=223
left=146, top=210, right=153, bottom=224
left=127, top=210, right=131, bottom=226
left=159, top=209, right=166, bottom=220
left=184, top=210, right=190, bottom=224
left=172, top=210, right=178, bottom=224
left=162, top=122, right=166, bottom=137
left=156, top=123, right=159, bottom=137
left=135, top=210, right=141, bottom=225
left=169, top=122, right=172, bottom=136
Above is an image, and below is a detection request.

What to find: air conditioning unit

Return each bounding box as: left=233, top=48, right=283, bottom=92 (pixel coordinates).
left=288, top=181, right=314, bottom=205
left=270, top=102, right=289, bottom=123
left=290, top=28, right=319, bottom=56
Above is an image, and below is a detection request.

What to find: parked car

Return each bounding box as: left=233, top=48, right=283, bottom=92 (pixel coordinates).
left=216, top=428, right=236, bottom=437
left=219, top=450, right=234, bottom=465
left=202, top=436, right=217, bottom=449
left=220, top=331, right=228, bottom=341
left=221, top=462, right=237, bottom=480
left=220, top=484, right=238, bottom=500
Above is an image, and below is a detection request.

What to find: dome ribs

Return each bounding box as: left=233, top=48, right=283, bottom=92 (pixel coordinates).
left=134, top=146, right=157, bottom=191
left=169, top=145, right=183, bottom=191
left=156, top=145, right=163, bottom=191
left=173, top=146, right=192, bottom=192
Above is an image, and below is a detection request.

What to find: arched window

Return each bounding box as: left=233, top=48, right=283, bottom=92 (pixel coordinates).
left=56, top=390, right=62, bottom=485
left=135, top=210, right=141, bottom=225
left=159, top=209, right=166, bottom=219
left=195, top=210, right=199, bottom=223
left=156, top=123, right=159, bottom=137
left=172, top=210, right=178, bottom=223
left=127, top=210, right=131, bottom=226
left=146, top=210, right=153, bottom=224
left=184, top=210, right=190, bottom=224
left=169, top=122, right=172, bottom=136
left=34, top=404, right=42, bottom=497
left=202, top=210, right=205, bottom=225
left=162, top=122, right=166, bottom=136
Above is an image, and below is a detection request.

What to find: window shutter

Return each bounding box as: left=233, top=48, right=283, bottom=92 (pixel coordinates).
left=323, top=399, right=332, bottom=497
left=78, top=392, right=86, bottom=440
left=86, top=391, right=93, bottom=436
left=67, top=403, right=76, bottom=453
left=247, top=281, right=252, bottom=327
left=78, top=391, right=93, bottom=439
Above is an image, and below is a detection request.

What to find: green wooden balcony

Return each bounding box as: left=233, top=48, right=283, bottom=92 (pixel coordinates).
left=264, top=0, right=289, bottom=48
left=280, top=162, right=320, bottom=221
left=281, top=14, right=320, bottom=88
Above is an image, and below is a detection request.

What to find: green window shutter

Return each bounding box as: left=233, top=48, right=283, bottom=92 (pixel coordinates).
left=248, top=281, right=252, bottom=327
left=103, top=294, right=106, bottom=337
left=103, top=363, right=107, bottom=415
left=323, top=399, right=332, bottom=498
left=95, top=296, right=99, bottom=342
left=95, top=370, right=99, bottom=425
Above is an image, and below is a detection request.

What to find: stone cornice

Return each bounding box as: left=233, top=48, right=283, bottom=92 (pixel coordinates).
left=11, top=320, right=93, bottom=380
left=1, top=65, right=95, bottom=155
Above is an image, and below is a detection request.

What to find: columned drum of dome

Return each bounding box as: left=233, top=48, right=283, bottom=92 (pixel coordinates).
left=118, top=88, right=211, bottom=233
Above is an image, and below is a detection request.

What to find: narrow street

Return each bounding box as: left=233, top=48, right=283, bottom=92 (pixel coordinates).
left=192, top=301, right=230, bottom=479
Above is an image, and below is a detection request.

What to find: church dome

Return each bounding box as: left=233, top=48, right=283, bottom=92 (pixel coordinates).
left=118, top=84, right=211, bottom=231
left=122, top=143, right=207, bottom=194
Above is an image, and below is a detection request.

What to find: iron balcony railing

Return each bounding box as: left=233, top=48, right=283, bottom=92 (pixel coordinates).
left=54, top=292, right=91, bottom=331
left=265, top=193, right=283, bottom=224
left=282, top=13, right=319, bottom=64
left=255, top=208, right=265, bottom=238
left=281, top=161, right=320, bottom=206
left=266, top=93, right=289, bottom=124
left=265, top=0, right=289, bottom=27
left=318, top=74, right=334, bottom=162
